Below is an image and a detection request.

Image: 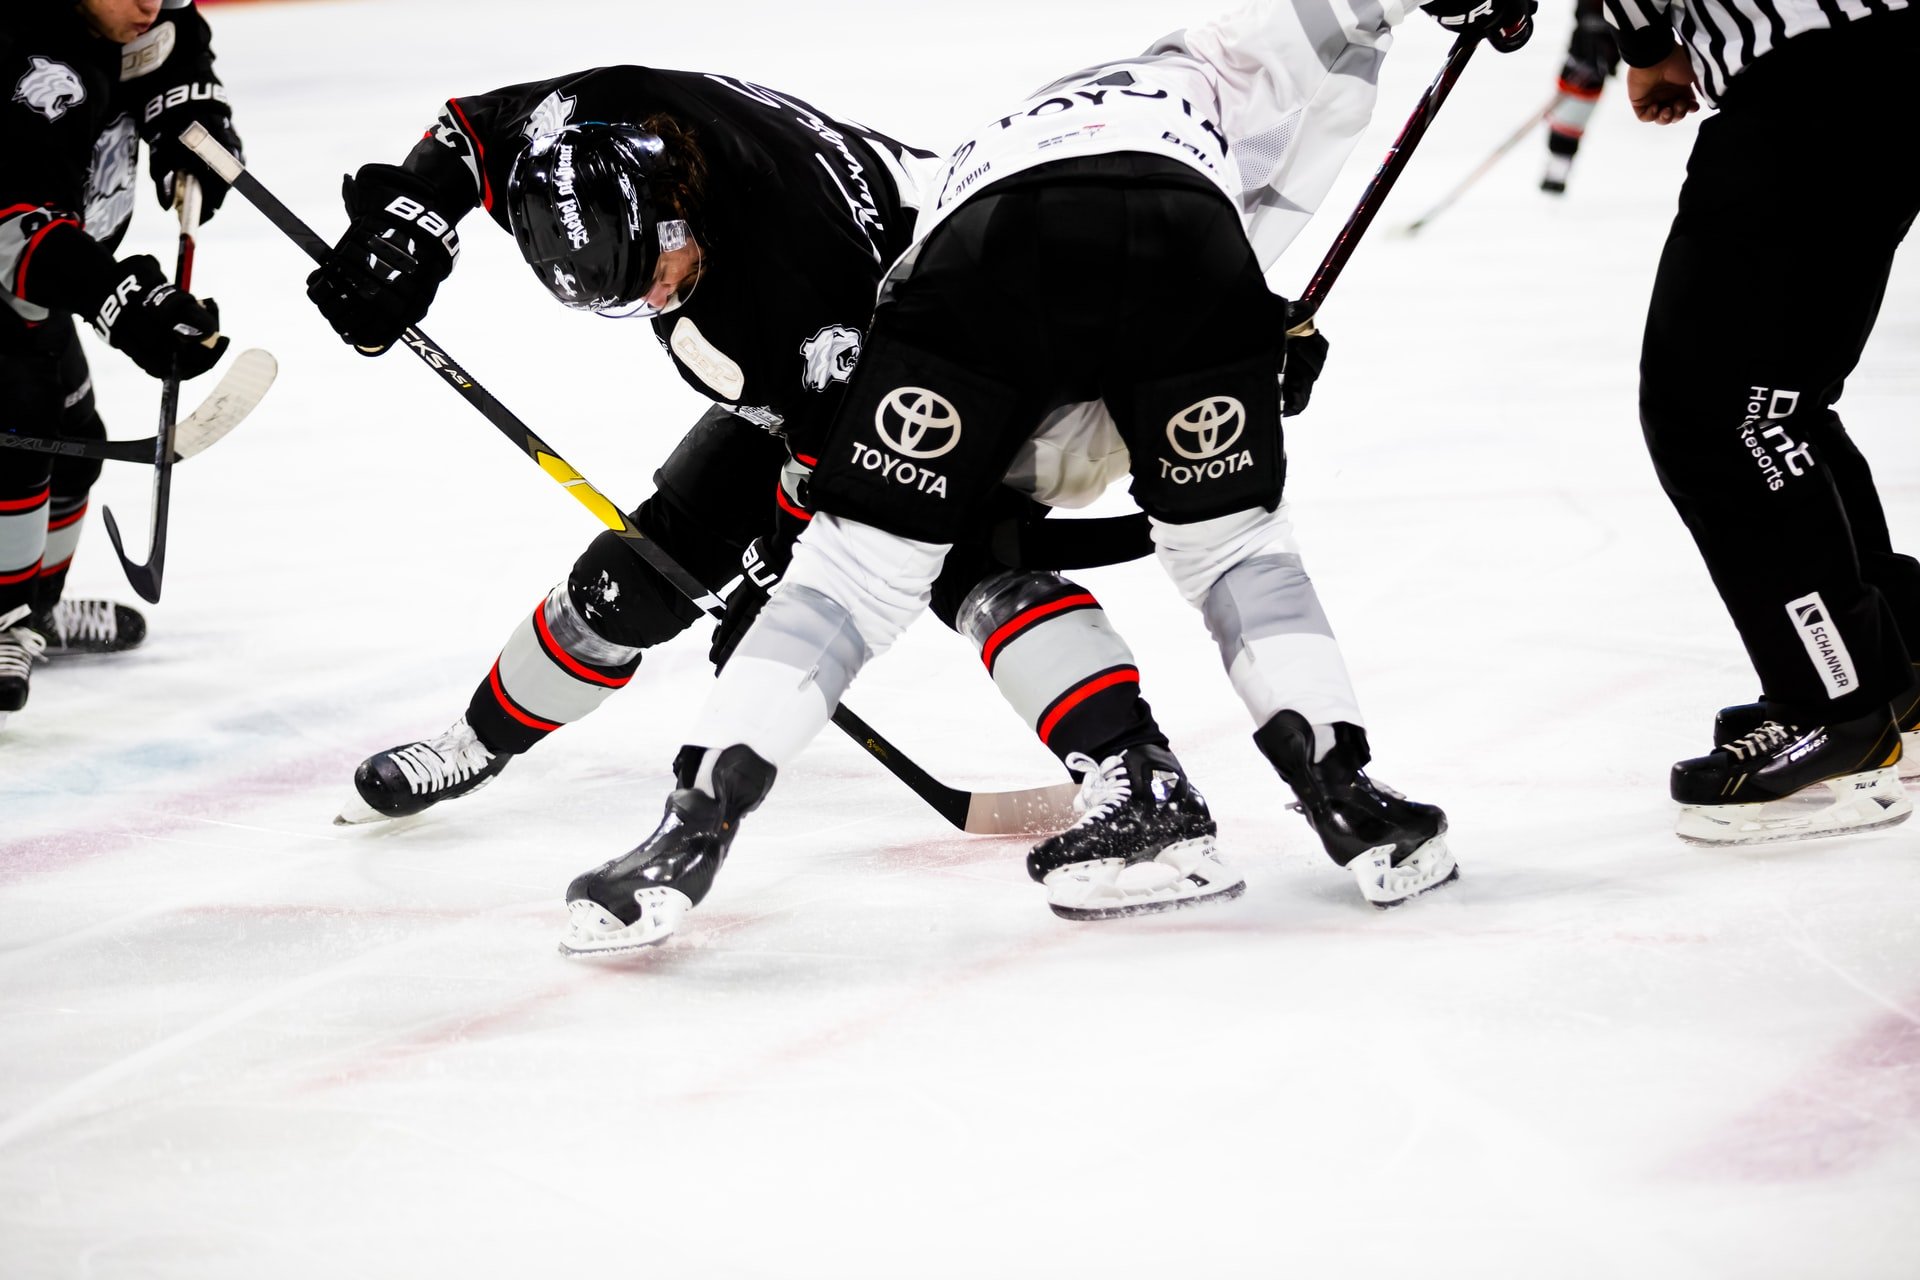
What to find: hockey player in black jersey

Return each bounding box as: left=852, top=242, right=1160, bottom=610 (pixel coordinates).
left=1540, top=0, right=1619, bottom=194
left=559, top=0, right=1536, bottom=954
left=306, top=66, right=1232, bottom=905
left=0, top=0, right=243, bottom=730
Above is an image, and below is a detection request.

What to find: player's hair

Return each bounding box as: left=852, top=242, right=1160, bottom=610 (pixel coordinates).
left=640, top=113, right=711, bottom=248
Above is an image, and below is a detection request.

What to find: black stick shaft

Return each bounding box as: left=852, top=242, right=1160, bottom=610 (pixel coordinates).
left=205, top=139, right=983, bottom=829
left=0, top=433, right=173, bottom=464
left=1295, top=34, right=1480, bottom=322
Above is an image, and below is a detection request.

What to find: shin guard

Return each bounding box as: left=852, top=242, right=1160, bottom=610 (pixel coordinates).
left=466, top=585, right=642, bottom=754
left=958, top=570, right=1165, bottom=772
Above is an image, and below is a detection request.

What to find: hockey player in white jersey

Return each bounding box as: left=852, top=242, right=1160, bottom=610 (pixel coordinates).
left=562, top=0, right=1536, bottom=953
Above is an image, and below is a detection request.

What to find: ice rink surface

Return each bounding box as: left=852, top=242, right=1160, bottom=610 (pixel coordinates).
left=4, top=1, right=1918, bottom=1275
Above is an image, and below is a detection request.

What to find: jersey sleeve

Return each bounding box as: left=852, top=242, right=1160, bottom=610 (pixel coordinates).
left=1155, top=0, right=1421, bottom=274
left=1600, top=0, right=1681, bottom=66
left=394, top=66, right=678, bottom=233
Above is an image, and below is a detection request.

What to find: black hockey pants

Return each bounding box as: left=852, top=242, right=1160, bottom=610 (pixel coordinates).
left=1639, top=11, right=1920, bottom=722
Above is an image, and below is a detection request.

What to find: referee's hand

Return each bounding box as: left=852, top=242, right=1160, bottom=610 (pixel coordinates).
left=1629, top=48, right=1701, bottom=125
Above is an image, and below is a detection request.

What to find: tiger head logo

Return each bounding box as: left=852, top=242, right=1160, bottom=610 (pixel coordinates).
left=14, top=57, right=87, bottom=122
left=799, top=325, right=862, bottom=391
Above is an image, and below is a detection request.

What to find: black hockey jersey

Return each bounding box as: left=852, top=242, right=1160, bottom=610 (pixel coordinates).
left=397, top=66, right=933, bottom=463
left=0, top=0, right=225, bottom=339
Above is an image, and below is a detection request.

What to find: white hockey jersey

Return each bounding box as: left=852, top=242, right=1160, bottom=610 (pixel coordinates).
left=918, top=0, right=1419, bottom=278
left=946, top=0, right=1423, bottom=506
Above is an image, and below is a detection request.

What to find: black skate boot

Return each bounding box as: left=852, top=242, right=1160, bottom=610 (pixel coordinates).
left=1673, top=707, right=1909, bottom=846
left=1026, top=744, right=1242, bottom=920
left=335, top=715, right=511, bottom=824
left=1255, top=711, right=1456, bottom=907
left=1714, top=665, right=1920, bottom=781
left=29, top=598, right=146, bottom=655
left=0, top=605, right=49, bottom=731
left=560, top=744, right=777, bottom=955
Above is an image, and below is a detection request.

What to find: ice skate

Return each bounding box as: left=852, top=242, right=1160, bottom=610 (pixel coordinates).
left=1255, top=711, right=1456, bottom=907
left=560, top=745, right=775, bottom=956
left=1673, top=709, right=1910, bottom=846
left=29, top=598, right=146, bottom=655
left=1714, top=668, right=1920, bottom=782
left=335, top=715, right=510, bottom=824
left=1026, top=745, right=1242, bottom=921
left=0, top=605, right=48, bottom=732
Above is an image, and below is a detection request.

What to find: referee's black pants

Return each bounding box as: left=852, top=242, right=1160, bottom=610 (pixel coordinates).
left=1640, top=11, right=1920, bottom=723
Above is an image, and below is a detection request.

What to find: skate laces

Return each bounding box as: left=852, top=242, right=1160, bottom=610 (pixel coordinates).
left=1723, top=720, right=1797, bottom=761
left=0, top=606, right=48, bottom=678
left=390, top=719, right=496, bottom=794
left=40, top=599, right=117, bottom=645
left=1062, top=752, right=1132, bottom=827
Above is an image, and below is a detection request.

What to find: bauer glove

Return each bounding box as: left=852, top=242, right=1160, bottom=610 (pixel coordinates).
left=1420, top=0, right=1537, bottom=52
left=709, top=535, right=789, bottom=672
left=142, top=80, right=242, bottom=221
left=306, top=164, right=461, bottom=355
left=90, top=255, right=227, bottom=381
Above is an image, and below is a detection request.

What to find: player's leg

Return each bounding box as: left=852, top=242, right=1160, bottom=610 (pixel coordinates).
left=0, top=332, right=64, bottom=728
left=1710, top=406, right=1920, bottom=777
left=1108, top=176, right=1454, bottom=905
left=1640, top=26, right=1919, bottom=843
left=1541, top=0, right=1619, bottom=194
left=566, top=185, right=1077, bottom=949
left=27, top=334, right=148, bottom=655
left=340, top=407, right=785, bottom=822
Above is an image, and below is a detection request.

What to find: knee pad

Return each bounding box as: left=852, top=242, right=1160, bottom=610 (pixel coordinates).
left=566, top=526, right=706, bottom=650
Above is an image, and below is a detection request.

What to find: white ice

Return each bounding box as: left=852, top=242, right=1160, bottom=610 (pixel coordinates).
left=4, top=2, right=1918, bottom=1276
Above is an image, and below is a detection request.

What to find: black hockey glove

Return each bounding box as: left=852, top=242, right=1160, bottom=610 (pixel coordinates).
left=709, top=536, right=790, bottom=671
left=306, top=164, right=461, bottom=356
left=1281, top=322, right=1330, bottom=419
left=142, top=81, right=242, bottom=220
left=1420, top=0, right=1537, bottom=52
left=89, top=255, right=228, bottom=381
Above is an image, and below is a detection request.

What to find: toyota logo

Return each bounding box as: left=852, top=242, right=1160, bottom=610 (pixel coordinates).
left=875, top=387, right=962, bottom=459
left=1166, top=396, right=1246, bottom=460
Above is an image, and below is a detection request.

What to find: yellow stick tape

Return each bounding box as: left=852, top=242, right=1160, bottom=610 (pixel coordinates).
left=536, top=452, right=625, bottom=530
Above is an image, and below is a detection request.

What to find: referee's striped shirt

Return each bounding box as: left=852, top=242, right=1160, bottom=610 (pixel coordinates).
left=1604, top=0, right=1911, bottom=103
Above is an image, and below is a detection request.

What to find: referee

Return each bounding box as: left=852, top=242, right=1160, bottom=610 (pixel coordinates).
left=1608, top=0, right=1920, bottom=844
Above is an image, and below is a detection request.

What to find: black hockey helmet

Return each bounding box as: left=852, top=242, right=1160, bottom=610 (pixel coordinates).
left=505, top=123, right=696, bottom=318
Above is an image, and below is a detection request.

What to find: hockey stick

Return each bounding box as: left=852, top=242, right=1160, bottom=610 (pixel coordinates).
left=100, top=177, right=203, bottom=603
left=1293, top=31, right=1487, bottom=324
left=0, top=348, right=276, bottom=465
left=181, top=123, right=1078, bottom=837
left=1400, top=91, right=1563, bottom=236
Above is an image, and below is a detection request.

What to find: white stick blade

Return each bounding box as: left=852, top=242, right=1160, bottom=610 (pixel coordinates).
left=963, top=782, right=1080, bottom=836
left=174, top=349, right=277, bottom=459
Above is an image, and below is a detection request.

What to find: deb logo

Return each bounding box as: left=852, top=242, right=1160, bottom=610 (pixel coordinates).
left=14, top=57, right=86, bottom=122
left=875, top=387, right=962, bottom=459
left=1166, top=396, right=1246, bottom=460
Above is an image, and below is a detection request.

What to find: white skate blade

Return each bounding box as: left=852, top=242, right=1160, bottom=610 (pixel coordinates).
left=1351, top=834, right=1459, bottom=908
left=333, top=791, right=389, bottom=826
left=558, top=887, right=691, bottom=956
left=1677, top=766, right=1912, bottom=847
left=1043, top=836, right=1244, bottom=921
